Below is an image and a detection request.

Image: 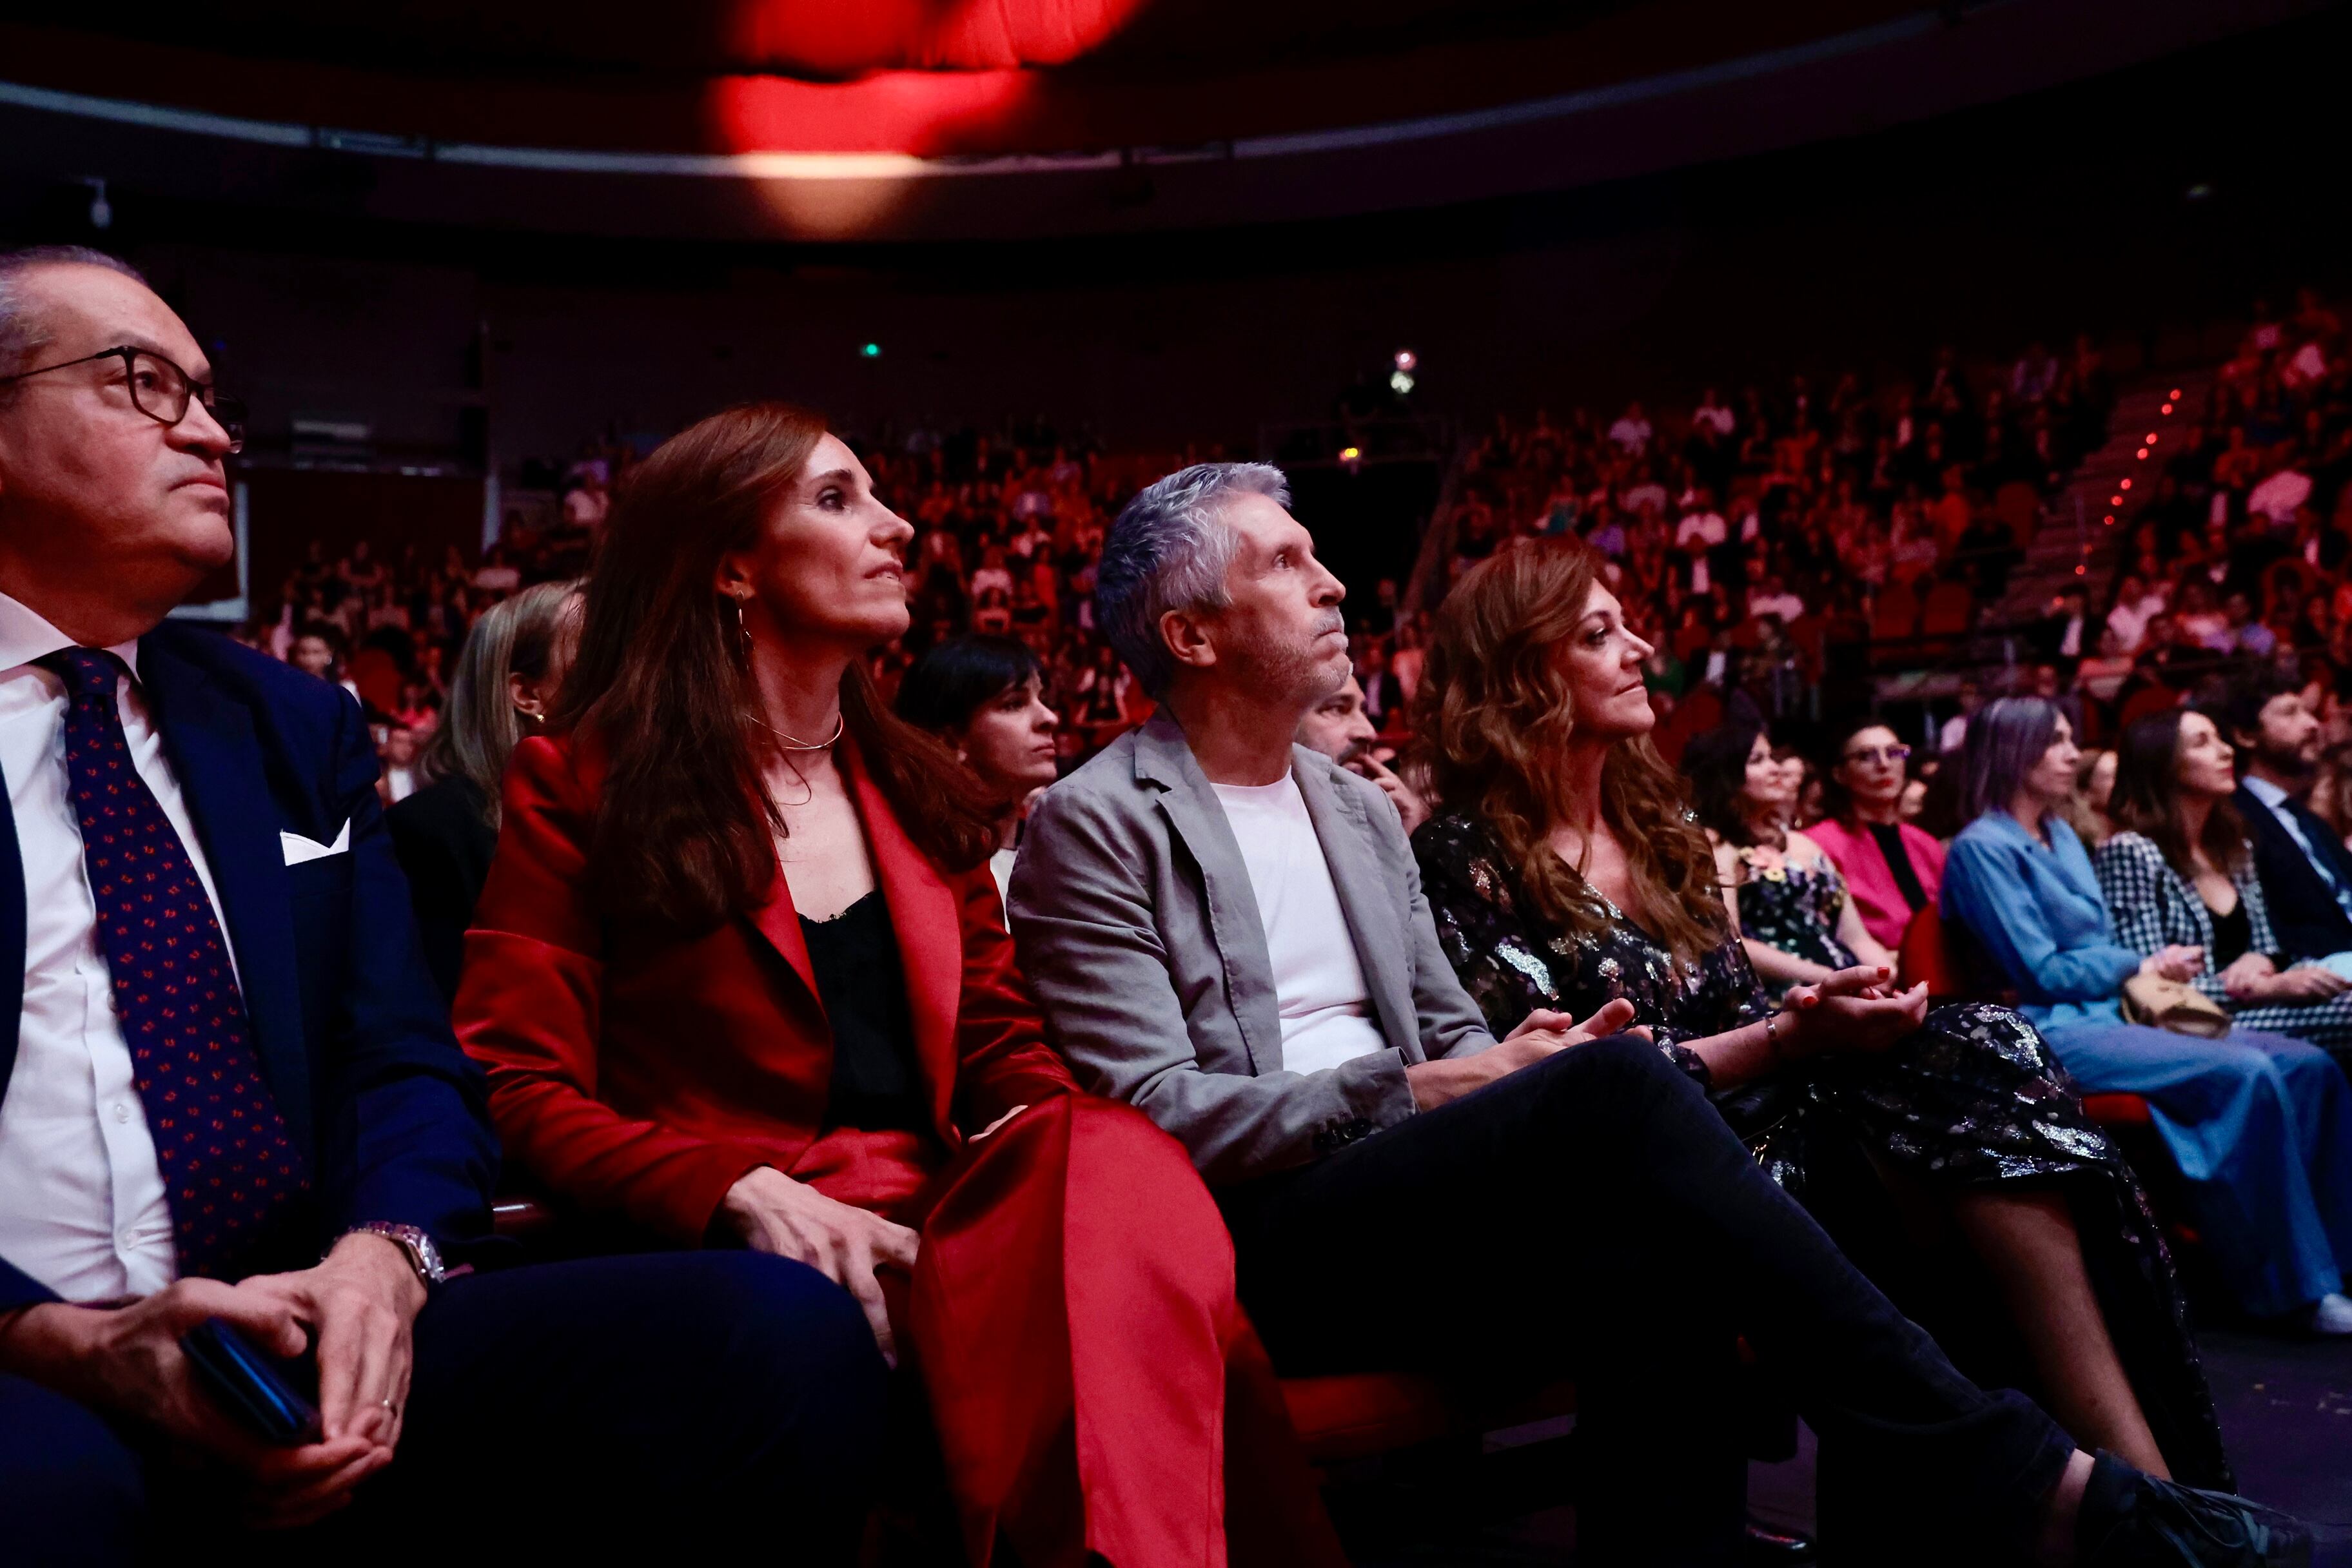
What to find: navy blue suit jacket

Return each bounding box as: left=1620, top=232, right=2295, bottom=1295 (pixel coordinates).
left=0, top=625, right=498, bottom=1313
left=2235, top=782, right=2352, bottom=963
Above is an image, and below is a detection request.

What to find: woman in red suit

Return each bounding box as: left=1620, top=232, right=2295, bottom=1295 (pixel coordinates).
left=455, top=404, right=1337, bottom=1568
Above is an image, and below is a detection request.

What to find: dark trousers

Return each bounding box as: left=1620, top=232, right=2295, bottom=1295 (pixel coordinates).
left=0, top=1251, right=888, bottom=1567
left=1217, top=1035, right=2077, bottom=1567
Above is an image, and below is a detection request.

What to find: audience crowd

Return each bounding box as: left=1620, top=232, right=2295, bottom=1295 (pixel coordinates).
left=12, top=239, right=2349, bottom=1567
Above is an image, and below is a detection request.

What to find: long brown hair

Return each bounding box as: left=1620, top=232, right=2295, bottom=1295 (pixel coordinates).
left=2110, top=709, right=2249, bottom=879
left=1416, top=540, right=1729, bottom=962
left=556, top=402, right=995, bottom=930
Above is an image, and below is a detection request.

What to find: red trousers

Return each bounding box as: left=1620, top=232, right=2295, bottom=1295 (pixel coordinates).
left=901, top=1095, right=1342, bottom=1568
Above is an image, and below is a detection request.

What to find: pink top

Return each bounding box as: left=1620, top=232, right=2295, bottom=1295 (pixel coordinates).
left=1805, top=816, right=1947, bottom=954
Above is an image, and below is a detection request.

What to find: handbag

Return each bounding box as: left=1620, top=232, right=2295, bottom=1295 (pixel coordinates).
left=2119, top=972, right=2233, bottom=1038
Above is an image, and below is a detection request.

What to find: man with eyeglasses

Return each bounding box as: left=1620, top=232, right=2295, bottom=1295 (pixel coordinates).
left=0, top=248, right=887, bottom=1559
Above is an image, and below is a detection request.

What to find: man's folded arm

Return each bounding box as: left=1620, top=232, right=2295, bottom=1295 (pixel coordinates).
left=1010, top=791, right=1416, bottom=1186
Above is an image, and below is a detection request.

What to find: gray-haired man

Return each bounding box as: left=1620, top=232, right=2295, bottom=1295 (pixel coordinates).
left=1007, top=462, right=2308, bottom=1567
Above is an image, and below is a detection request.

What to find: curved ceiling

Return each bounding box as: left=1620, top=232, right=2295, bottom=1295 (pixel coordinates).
left=5, top=1, right=1928, bottom=157
left=0, top=0, right=2316, bottom=241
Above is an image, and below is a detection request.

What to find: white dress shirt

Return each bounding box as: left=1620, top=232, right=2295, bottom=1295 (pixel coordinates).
left=0, top=592, right=240, bottom=1300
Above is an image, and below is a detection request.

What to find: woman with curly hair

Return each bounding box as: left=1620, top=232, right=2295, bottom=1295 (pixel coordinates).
left=1410, top=539, right=2230, bottom=1492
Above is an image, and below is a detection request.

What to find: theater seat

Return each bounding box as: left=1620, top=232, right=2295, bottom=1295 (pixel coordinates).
left=2080, top=1093, right=2154, bottom=1126
left=1895, top=903, right=2015, bottom=1005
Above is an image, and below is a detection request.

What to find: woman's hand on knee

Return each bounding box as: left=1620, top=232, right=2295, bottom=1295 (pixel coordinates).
left=720, top=1168, right=920, bottom=1366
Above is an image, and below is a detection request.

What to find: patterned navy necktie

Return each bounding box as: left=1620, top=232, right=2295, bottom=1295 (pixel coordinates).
left=43, top=647, right=306, bottom=1280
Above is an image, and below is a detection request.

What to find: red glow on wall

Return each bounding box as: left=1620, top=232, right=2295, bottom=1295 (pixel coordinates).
left=701, top=0, right=1152, bottom=155
left=706, top=69, right=1042, bottom=155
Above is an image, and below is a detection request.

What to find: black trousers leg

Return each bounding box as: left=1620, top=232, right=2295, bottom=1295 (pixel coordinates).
left=1217, top=1035, right=2077, bottom=1567
left=345, top=1250, right=890, bottom=1560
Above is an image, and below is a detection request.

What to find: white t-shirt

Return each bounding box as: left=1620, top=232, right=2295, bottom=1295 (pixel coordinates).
left=1208, top=776, right=1387, bottom=1077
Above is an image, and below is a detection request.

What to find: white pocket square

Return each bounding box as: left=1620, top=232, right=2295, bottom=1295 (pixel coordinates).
left=280, top=821, right=351, bottom=865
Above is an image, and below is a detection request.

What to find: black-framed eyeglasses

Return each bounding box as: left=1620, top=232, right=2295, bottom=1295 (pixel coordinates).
left=0, top=345, right=246, bottom=454
left=1841, top=744, right=1913, bottom=766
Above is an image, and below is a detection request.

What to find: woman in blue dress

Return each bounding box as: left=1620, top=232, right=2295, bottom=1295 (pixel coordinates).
left=1942, top=696, right=2352, bottom=1335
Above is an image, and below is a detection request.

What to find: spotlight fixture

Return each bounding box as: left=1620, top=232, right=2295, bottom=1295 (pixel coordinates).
left=859, top=342, right=882, bottom=358
left=1393, top=349, right=1417, bottom=373
left=1389, top=369, right=1416, bottom=395
left=82, top=177, right=110, bottom=231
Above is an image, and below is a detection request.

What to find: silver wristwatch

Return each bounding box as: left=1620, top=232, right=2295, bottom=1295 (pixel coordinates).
left=339, top=1222, right=449, bottom=1289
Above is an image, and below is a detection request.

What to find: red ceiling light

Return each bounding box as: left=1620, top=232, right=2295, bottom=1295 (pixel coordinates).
left=2120, top=479, right=2132, bottom=491
left=2137, top=448, right=2149, bottom=459
left=2161, top=402, right=2174, bottom=414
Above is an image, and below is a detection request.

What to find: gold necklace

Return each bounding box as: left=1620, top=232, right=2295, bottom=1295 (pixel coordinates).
left=753, top=710, right=845, bottom=752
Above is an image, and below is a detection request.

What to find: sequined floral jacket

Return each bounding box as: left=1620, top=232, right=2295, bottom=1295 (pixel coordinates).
left=1411, top=811, right=1770, bottom=1092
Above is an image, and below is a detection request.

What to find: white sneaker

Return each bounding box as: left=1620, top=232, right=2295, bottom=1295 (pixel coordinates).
left=2306, top=1292, right=2352, bottom=1335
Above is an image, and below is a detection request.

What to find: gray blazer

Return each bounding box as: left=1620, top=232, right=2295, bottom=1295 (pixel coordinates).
left=1008, top=710, right=1496, bottom=1186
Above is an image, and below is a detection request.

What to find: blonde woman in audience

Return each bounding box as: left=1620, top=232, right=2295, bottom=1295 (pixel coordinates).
left=387, top=579, right=581, bottom=1003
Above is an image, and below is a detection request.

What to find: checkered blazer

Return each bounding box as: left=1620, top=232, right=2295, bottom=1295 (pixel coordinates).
left=2090, top=830, right=2274, bottom=1007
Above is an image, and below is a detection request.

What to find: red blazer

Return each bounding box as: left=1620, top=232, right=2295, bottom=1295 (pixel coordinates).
left=455, top=734, right=1076, bottom=1242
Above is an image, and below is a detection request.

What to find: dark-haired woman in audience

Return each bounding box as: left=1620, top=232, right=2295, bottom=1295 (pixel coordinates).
left=1942, top=697, right=2352, bottom=1336
left=387, top=578, right=580, bottom=1003
left=1805, top=716, right=1948, bottom=954
left=457, top=405, right=1339, bottom=1567
left=1685, top=723, right=1896, bottom=992
left=1411, top=541, right=2227, bottom=1487
left=894, top=633, right=1061, bottom=903
left=2092, top=710, right=2352, bottom=1055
